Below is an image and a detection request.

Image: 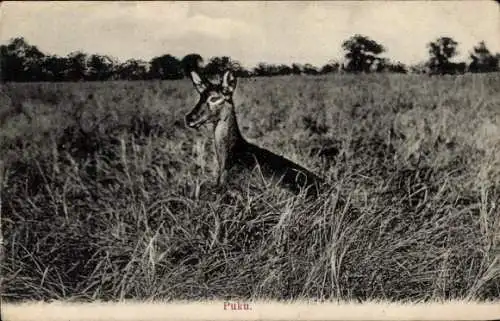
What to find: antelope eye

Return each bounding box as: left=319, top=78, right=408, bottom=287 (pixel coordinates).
left=208, top=96, right=223, bottom=104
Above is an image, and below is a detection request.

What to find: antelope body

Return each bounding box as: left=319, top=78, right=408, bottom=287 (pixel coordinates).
left=185, top=70, right=324, bottom=198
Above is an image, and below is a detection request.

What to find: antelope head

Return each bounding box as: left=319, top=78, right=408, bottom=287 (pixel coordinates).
left=184, top=70, right=237, bottom=129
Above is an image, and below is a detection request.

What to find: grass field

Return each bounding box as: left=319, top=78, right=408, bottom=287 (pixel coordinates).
left=1, top=73, right=499, bottom=302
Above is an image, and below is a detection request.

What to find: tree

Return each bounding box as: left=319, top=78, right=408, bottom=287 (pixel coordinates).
left=42, top=55, right=69, bottom=81
left=369, top=58, right=387, bottom=72
left=341, top=34, right=385, bottom=73
left=0, top=37, right=46, bottom=81
left=66, top=51, right=88, bottom=81
left=291, top=63, right=303, bottom=75
left=469, top=41, right=499, bottom=73
left=87, top=54, right=116, bottom=81
left=149, top=54, right=183, bottom=80
left=204, top=56, right=232, bottom=75
left=427, top=37, right=459, bottom=74
left=253, top=63, right=284, bottom=76
left=0, top=42, right=24, bottom=81
left=181, top=53, right=204, bottom=74
left=385, top=61, right=407, bottom=73
left=204, top=56, right=249, bottom=77
left=253, top=63, right=270, bottom=76
left=303, top=64, right=319, bottom=75
left=276, top=64, right=293, bottom=75
left=410, top=62, right=430, bottom=74
left=320, top=61, right=340, bottom=74
left=115, top=59, right=148, bottom=80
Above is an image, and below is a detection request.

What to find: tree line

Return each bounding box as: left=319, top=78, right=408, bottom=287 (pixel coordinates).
left=1, top=34, right=499, bottom=82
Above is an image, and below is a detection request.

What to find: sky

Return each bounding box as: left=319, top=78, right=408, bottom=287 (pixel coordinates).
left=0, top=1, right=498, bottom=68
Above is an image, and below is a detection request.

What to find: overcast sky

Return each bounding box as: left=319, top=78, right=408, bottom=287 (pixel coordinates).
left=1, top=1, right=498, bottom=68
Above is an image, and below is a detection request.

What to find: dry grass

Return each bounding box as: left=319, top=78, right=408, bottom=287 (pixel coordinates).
left=0, top=73, right=499, bottom=302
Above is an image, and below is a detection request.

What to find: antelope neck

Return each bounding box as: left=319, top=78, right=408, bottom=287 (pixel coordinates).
left=213, top=101, right=246, bottom=150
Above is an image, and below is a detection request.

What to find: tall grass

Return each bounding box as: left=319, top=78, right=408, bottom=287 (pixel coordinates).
left=1, top=73, right=499, bottom=302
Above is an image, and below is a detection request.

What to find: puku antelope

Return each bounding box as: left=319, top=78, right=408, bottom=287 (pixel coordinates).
left=184, top=69, right=325, bottom=198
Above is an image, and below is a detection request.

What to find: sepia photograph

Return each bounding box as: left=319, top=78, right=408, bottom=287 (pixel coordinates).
left=1, top=1, right=499, bottom=320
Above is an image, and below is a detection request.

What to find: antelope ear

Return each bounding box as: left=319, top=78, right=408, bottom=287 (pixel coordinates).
left=189, top=71, right=208, bottom=94
left=221, top=71, right=237, bottom=94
